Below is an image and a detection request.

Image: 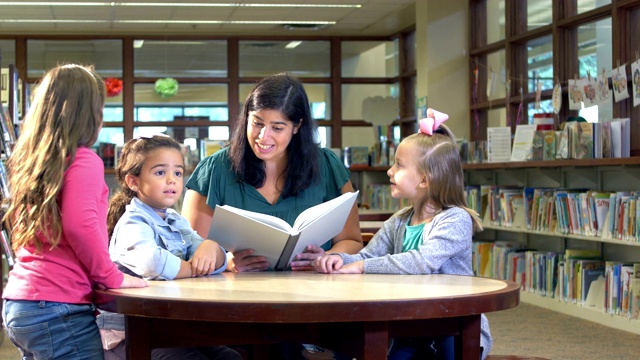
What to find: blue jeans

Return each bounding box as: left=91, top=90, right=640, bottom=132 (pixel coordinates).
left=387, top=336, right=454, bottom=360
left=2, top=299, right=104, bottom=360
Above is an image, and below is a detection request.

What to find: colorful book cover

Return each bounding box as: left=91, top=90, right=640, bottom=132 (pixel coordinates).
left=556, top=123, right=571, bottom=159
left=542, top=130, right=556, bottom=161
left=571, top=122, right=593, bottom=159
left=594, top=192, right=611, bottom=237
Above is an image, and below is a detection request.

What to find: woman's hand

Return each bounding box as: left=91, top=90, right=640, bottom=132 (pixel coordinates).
left=290, top=245, right=325, bottom=271
left=119, top=273, right=148, bottom=288
left=190, top=240, right=224, bottom=276
left=227, top=248, right=270, bottom=272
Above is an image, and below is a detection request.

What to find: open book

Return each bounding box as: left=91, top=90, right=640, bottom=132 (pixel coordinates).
left=208, top=191, right=358, bottom=271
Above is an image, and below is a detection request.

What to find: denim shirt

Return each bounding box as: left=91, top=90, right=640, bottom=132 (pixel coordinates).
left=99, top=197, right=227, bottom=332
left=109, top=197, right=227, bottom=280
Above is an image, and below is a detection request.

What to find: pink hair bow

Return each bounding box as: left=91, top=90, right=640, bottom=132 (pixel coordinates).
left=419, top=108, right=449, bottom=135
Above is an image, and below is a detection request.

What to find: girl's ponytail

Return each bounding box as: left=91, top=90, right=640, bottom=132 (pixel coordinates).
left=107, top=187, right=136, bottom=240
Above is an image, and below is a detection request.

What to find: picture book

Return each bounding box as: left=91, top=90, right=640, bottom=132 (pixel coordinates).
left=527, top=130, right=544, bottom=161
left=510, top=124, right=536, bottom=162
left=593, top=192, right=611, bottom=237
left=344, top=146, right=369, bottom=168
left=200, top=139, right=226, bottom=160
left=581, top=262, right=605, bottom=306
left=601, top=121, right=612, bottom=158
left=542, top=130, right=556, bottom=161
left=208, top=191, right=358, bottom=271
left=556, top=124, right=570, bottom=159
left=570, top=121, right=593, bottom=159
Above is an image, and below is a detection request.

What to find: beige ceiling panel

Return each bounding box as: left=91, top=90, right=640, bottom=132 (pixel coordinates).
left=172, top=8, right=235, bottom=19
left=228, top=8, right=293, bottom=19
left=113, top=8, right=175, bottom=19
left=286, top=8, right=352, bottom=19
left=1, top=10, right=53, bottom=19
left=0, top=1, right=415, bottom=36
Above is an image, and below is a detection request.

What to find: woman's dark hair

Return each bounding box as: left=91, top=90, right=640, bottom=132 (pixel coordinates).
left=107, top=135, right=182, bottom=239
left=228, top=73, right=320, bottom=198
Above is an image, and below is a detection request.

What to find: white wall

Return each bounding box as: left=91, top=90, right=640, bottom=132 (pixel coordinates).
left=416, top=0, right=470, bottom=140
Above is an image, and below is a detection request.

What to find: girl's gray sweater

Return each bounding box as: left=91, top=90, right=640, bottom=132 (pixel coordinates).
left=339, top=206, right=492, bottom=359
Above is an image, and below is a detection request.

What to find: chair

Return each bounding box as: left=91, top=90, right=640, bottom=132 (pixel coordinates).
left=362, top=232, right=375, bottom=244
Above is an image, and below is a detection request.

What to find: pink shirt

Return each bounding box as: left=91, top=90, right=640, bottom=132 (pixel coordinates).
left=3, top=147, right=124, bottom=304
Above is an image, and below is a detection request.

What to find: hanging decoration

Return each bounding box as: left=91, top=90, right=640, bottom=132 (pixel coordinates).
left=154, top=77, right=179, bottom=98
left=104, top=77, right=123, bottom=97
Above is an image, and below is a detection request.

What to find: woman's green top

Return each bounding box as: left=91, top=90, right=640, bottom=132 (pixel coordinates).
left=186, top=147, right=350, bottom=229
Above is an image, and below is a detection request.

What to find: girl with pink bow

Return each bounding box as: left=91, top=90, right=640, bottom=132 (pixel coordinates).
left=314, top=108, right=493, bottom=359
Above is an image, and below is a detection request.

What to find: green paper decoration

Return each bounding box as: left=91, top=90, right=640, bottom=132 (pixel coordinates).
left=154, top=77, right=179, bottom=98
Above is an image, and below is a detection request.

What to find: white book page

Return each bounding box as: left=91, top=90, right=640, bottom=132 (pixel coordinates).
left=220, top=205, right=293, bottom=233
left=286, top=192, right=358, bottom=266
left=292, top=191, right=358, bottom=232
left=208, top=206, right=291, bottom=268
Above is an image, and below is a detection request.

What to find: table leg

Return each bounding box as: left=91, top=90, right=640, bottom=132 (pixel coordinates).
left=457, top=315, right=481, bottom=360
left=125, top=316, right=152, bottom=360
left=359, top=322, right=388, bottom=360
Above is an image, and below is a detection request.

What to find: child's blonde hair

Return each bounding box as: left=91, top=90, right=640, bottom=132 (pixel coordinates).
left=107, top=135, right=183, bottom=239
left=402, top=124, right=483, bottom=232
left=4, top=64, right=105, bottom=252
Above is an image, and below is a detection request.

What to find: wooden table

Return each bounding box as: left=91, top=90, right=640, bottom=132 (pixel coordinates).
left=96, top=272, right=519, bottom=360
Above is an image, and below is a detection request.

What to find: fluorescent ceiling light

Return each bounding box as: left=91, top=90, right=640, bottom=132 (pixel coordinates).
left=0, top=19, right=336, bottom=25
left=0, top=2, right=361, bottom=8
left=285, top=41, right=302, bottom=49
left=133, top=39, right=144, bottom=48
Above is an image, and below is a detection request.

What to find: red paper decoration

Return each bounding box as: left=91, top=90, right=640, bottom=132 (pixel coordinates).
left=105, top=77, right=123, bottom=97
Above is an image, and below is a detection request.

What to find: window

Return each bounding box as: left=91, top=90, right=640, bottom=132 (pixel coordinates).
left=9, top=31, right=415, bottom=151
left=469, top=1, right=640, bottom=154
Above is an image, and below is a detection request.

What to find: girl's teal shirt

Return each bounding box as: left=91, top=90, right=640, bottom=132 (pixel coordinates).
left=186, top=147, right=350, bottom=229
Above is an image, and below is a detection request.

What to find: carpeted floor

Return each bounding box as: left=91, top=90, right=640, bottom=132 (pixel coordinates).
left=486, top=303, right=639, bottom=360
left=1, top=302, right=639, bottom=359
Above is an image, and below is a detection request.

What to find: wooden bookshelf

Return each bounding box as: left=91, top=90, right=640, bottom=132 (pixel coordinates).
left=466, top=159, right=640, bottom=334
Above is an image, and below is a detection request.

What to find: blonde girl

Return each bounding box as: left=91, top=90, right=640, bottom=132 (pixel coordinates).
left=2, top=64, right=147, bottom=360
left=313, top=109, right=492, bottom=359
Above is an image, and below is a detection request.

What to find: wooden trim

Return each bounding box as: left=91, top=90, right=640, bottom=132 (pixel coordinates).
left=122, top=37, right=134, bottom=140
left=462, top=157, right=640, bottom=170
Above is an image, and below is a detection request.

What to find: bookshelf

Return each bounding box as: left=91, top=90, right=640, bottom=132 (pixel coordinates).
left=349, top=166, right=400, bottom=212
left=465, top=158, right=640, bottom=335
left=0, top=102, right=17, bottom=335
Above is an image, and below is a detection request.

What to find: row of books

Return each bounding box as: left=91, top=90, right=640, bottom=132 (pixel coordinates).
left=459, top=140, right=487, bottom=164
left=465, top=185, right=640, bottom=242
left=363, top=184, right=408, bottom=211
left=473, top=242, right=640, bottom=319
left=475, top=118, right=631, bottom=164
left=343, top=142, right=398, bottom=169
left=0, top=102, right=18, bottom=157
left=558, top=118, right=631, bottom=160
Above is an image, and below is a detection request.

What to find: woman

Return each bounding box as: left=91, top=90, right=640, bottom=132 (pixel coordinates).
left=182, top=73, right=363, bottom=272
